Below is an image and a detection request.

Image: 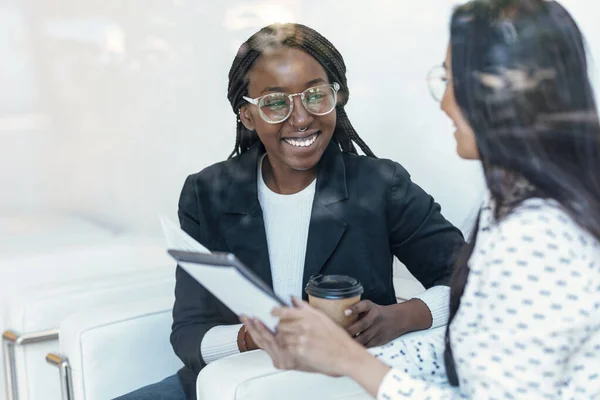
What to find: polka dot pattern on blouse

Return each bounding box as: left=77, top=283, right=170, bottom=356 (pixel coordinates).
left=374, top=197, right=600, bottom=399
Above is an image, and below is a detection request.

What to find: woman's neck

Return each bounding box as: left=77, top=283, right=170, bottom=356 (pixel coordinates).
left=262, top=155, right=317, bottom=195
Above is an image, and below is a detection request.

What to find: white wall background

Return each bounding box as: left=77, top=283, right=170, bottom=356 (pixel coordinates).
left=1, top=0, right=598, bottom=237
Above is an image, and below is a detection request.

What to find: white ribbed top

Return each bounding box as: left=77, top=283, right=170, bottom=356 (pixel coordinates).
left=257, top=154, right=316, bottom=303
left=200, top=154, right=315, bottom=364
left=412, top=285, right=450, bottom=329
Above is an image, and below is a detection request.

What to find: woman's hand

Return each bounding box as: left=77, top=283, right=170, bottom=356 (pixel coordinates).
left=245, top=299, right=393, bottom=398
left=345, top=299, right=432, bottom=347
left=241, top=316, right=300, bottom=371
left=271, top=297, right=367, bottom=377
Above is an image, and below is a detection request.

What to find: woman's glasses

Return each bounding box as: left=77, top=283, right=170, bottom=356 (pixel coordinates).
left=243, top=83, right=340, bottom=124
left=427, top=65, right=449, bottom=102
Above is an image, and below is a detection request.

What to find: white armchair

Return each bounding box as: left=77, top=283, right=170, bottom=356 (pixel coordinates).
left=1, top=213, right=116, bottom=400
left=2, top=269, right=175, bottom=400
left=1, top=226, right=175, bottom=400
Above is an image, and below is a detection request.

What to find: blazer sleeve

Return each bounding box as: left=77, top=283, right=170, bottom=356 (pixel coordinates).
left=386, top=162, right=465, bottom=288
left=170, top=174, right=227, bottom=373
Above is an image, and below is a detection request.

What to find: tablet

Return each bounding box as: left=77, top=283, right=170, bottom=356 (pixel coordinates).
left=167, top=250, right=287, bottom=331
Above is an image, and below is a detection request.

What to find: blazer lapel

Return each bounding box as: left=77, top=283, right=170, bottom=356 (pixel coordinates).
left=302, top=142, right=348, bottom=296
left=221, top=144, right=273, bottom=288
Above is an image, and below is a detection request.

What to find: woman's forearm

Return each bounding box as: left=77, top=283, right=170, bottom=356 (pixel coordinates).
left=339, top=343, right=392, bottom=397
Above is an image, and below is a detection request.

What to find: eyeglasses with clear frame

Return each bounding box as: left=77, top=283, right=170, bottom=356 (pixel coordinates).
left=427, top=65, right=449, bottom=102
left=243, top=82, right=341, bottom=124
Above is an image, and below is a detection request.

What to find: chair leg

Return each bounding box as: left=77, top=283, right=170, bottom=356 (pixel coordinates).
left=2, top=329, right=59, bottom=400
left=2, top=331, right=18, bottom=400
left=46, top=353, right=74, bottom=400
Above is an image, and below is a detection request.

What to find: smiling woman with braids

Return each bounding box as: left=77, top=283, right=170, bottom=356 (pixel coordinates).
left=117, top=23, right=464, bottom=400
left=244, top=1, right=600, bottom=399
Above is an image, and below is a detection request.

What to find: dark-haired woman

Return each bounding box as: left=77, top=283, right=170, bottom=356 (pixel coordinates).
left=245, top=1, right=600, bottom=398
left=116, top=23, right=464, bottom=400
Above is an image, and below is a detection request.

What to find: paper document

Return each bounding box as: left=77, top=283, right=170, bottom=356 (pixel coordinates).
left=159, top=215, right=210, bottom=253
left=159, top=216, right=284, bottom=331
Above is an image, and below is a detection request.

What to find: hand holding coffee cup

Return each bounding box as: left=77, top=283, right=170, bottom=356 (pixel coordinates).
left=305, top=274, right=364, bottom=328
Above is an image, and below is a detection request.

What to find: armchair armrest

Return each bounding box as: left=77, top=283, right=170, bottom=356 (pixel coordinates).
left=54, top=295, right=182, bottom=400
left=197, top=351, right=370, bottom=400
left=196, top=327, right=446, bottom=400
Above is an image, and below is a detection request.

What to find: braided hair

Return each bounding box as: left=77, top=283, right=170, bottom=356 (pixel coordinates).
left=227, top=23, right=375, bottom=159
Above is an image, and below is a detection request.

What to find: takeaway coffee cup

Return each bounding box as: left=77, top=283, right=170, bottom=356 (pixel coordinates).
left=305, top=274, right=364, bottom=328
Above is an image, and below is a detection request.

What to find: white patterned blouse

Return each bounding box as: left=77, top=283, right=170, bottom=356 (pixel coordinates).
left=371, top=196, right=600, bottom=399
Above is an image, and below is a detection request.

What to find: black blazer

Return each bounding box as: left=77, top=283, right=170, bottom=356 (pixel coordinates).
left=171, top=141, right=464, bottom=398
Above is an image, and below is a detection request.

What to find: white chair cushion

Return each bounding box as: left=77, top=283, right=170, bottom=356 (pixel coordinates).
left=59, top=295, right=182, bottom=400
left=1, top=235, right=171, bottom=325
left=392, top=258, right=425, bottom=300
left=0, top=214, right=116, bottom=256
left=5, top=268, right=175, bottom=334
left=393, top=276, right=426, bottom=301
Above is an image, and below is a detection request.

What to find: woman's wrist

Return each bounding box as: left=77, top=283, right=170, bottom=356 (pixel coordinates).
left=338, top=341, right=372, bottom=377
left=237, top=325, right=259, bottom=351
left=237, top=325, right=249, bottom=352
left=391, top=298, right=433, bottom=336
left=340, top=343, right=391, bottom=397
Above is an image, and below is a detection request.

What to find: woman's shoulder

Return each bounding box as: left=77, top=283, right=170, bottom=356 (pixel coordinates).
left=500, top=198, right=588, bottom=235
left=488, top=197, right=600, bottom=263
left=473, top=198, right=600, bottom=314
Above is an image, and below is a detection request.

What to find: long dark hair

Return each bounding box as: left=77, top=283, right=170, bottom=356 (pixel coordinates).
left=444, top=0, right=600, bottom=386
left=226, top=23, right=375, bottom=159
